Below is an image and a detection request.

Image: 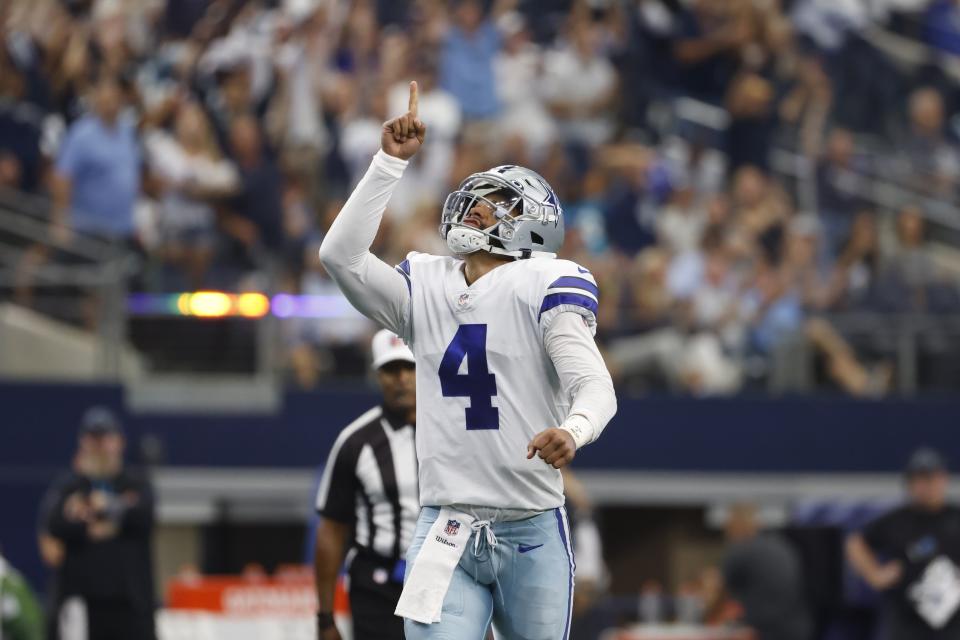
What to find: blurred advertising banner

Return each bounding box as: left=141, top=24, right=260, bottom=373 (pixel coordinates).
left=159, top=565, right=351, bottom=640
left=604, top=625, right=754, bottom=640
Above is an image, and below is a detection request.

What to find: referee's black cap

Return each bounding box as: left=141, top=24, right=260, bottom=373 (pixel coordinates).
left=905, top=447, right=948, bottom=477
left=79, top=406, right=123, bottom=437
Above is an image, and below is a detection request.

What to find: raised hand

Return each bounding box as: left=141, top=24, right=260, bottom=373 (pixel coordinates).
left=381, top=81, right=427, bottom=161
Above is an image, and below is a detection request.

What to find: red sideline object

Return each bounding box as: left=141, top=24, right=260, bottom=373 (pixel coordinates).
left=166, top=564, right=355, bottom=618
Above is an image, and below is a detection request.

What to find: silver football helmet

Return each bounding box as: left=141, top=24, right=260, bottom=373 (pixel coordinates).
left=440, top=165, right=564, bottom=259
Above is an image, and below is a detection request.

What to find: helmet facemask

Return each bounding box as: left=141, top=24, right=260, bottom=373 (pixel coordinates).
left=441, top=177, right=534, bottom=256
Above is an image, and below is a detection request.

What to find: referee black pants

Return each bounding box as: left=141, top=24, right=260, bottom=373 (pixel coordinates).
left=349, top=553, right=405, bottom=640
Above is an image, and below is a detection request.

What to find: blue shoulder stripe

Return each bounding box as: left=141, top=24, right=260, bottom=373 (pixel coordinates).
left=548, top=276, right=599, bottom=298
left=538, top=292, right=598, bottom=320
left=395, top=264, right=411, bottom=295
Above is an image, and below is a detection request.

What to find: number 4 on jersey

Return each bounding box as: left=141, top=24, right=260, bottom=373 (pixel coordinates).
left=438, top=324, right=499, bottom=430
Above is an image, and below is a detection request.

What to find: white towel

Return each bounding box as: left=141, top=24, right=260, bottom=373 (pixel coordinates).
left=394, top=507, right=473, bottom=624
left=910, top=556, right=960, bottom=629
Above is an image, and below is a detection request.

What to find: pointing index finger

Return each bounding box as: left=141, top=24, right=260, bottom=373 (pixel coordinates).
left=408, top=80, right=419, bottom=116
left=527, top=431, right=549, bottom=454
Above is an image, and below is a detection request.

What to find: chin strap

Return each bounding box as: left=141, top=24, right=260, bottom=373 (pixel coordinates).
left=487, top=246, right=556, bottom=260
left=447, top=225, right=556, bottom=260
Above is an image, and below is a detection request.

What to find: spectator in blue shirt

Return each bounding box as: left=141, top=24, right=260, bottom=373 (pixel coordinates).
left=52, top=73, right=141, bottom=245
left=439, top=0, right=511, bottom=120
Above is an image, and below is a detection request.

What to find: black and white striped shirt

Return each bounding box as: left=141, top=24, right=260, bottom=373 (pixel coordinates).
left=315, top=406, right=419, bottom=561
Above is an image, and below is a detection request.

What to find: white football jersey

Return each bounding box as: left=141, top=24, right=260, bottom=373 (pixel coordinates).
left=393, top=252, right=599, bottom=511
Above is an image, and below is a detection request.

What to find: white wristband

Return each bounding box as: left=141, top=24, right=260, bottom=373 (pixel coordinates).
left=560, top=414, right=595, bottom=449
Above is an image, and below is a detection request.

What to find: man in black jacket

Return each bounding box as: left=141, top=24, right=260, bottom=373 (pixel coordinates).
left=39, top=406, right=156, bottom=640
left=847, top=448, right=960, bottom=639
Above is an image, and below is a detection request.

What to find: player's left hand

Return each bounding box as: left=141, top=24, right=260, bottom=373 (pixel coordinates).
left=527, top=428, right=576, bottom=469
left=381, top=81, right=427, bottom=161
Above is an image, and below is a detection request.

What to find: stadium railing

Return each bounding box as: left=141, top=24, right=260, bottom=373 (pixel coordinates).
left=0, top=187, right=135, bottom=379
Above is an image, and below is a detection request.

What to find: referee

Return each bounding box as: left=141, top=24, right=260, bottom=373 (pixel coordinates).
left=315, top=329, right=418, bottom=640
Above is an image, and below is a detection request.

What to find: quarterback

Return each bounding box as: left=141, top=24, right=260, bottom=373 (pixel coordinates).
left=319, top=82, right=617, bottom=639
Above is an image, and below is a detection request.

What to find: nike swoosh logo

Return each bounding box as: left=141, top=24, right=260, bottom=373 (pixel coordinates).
left=518, top=543, right=544, bottom=554
left=577, top=267, right=590, bottom=274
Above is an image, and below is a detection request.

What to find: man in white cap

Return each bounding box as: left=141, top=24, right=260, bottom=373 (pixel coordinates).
left=314, top=329, right=418, bottom=640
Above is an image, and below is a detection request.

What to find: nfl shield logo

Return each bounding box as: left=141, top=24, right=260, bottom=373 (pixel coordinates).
left=457, top=293, right=470, bottom=307
left=444, top=519, right=460, bottom=536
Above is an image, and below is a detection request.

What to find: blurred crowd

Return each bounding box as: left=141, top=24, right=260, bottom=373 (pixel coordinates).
left=3, top=0, right=960, bottom=393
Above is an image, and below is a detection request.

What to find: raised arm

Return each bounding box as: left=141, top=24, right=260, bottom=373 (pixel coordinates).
left=318, top=82, right=428, bottom=336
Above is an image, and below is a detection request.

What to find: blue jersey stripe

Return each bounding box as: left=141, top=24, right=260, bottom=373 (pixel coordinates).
left=397, top=259, right=411, bottom=276
left=538, top=292, right=598, bottom=320
left=395, top=267, right=411, bottom=295
left=548, top=276, right=599, bottom=298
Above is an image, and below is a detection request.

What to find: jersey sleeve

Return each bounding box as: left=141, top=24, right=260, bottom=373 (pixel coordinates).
left=315, top=434, right=360, bottom=525
left=394, top=256, right=412, bottom=296
left=318, top=151, right=412, bottom=338
left=536, top=261, right=600, bottom=337
left=391, top=252, right=424, bottom=342
left=545, top=311, right=617, bottom=445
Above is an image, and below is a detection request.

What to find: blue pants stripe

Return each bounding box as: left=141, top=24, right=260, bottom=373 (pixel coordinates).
left=554, top=507, right=574, bottom=640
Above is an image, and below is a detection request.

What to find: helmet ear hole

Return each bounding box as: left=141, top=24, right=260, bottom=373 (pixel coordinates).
left=530, top=232, right=544, bottom=245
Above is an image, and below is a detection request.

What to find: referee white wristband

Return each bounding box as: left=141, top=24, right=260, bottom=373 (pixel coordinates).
left=560, top=414, right=596, bottom=449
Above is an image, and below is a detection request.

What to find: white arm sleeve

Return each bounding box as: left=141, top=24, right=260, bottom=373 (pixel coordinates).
left=544, top=312, right=617, bottom=447
left=318, top=150, right=411, bottom=337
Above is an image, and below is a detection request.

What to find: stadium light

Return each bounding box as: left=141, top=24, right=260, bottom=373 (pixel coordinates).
left=237, top=293, right=270, bottom=318
left=187, top=292, right=233, bottom=318
left=125, top=292, right=366, bottom=319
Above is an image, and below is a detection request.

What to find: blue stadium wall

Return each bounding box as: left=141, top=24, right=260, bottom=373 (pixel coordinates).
left=2, top=381, right=959, bottom=591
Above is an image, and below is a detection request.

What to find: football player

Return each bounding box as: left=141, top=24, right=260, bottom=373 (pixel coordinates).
left=319, top=81, right=617, bottom=640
